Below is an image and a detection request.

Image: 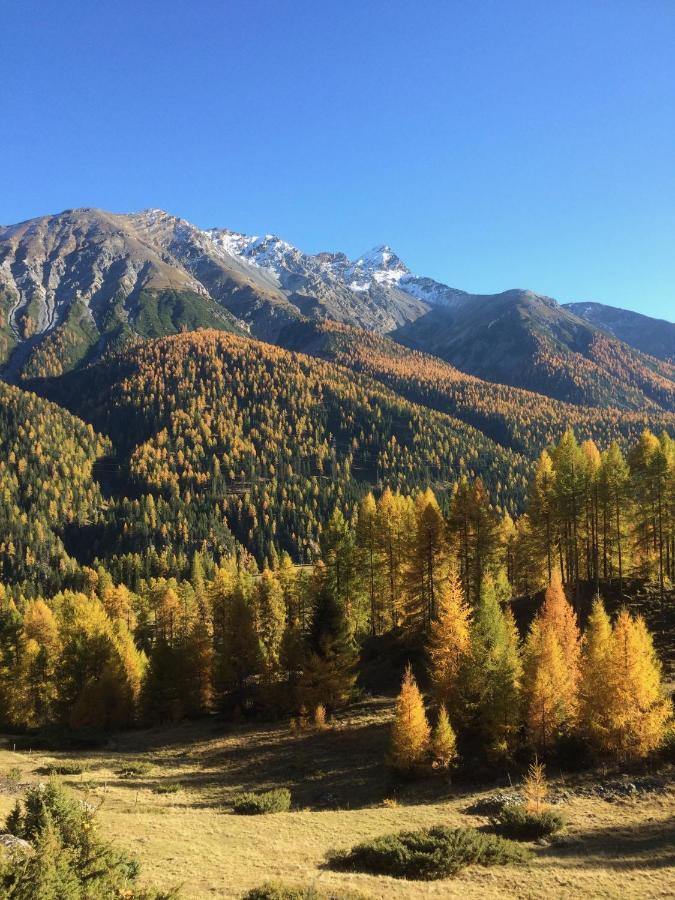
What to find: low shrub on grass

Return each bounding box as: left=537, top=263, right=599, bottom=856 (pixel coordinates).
left=327, top=825, right=529, bottom=880
left=243, top=882, right=364, bottom=899
left=232, top=788, right=291, bottom=815
left=153, top=782, right=181, bottom=795
left=117, top=762, right=153, bottom=779
left=491, top=803, right=565, bottom=840
left=34, top=763, right=85, bottom=776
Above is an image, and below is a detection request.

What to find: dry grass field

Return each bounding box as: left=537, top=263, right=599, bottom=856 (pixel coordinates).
left=0, top=698, right=673, bottom=899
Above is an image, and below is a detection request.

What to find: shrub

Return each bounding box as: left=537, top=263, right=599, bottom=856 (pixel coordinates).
left=522, top=758, right=548, bottom=812
left=491, top=803, right=565, bottom=840
left=232, top=788, right=291, bottom=815
left=34, top=763, right=85, bottom=776
left=327, top=825, right=529, bottom=880
left=154, top=782, right=181, bottom=795
left=117, top=761, right=153, bottom=778
left=243, top=882, right=363, bottom=899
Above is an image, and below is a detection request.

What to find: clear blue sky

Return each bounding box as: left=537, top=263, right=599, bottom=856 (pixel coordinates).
left=2, top=1, right=674, bottom=319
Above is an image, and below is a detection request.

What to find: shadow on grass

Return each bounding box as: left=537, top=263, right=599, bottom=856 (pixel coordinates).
left=543, top=815, right=675, bottom=870
left=101, top=698, right=474, bottom=812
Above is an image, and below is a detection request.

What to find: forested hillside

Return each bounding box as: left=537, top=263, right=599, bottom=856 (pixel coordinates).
left=0, top=423, right=671, bottom=762
left=392, top=291, right=675, bottom=410
left=0, top=381, right=109, bottom=593
left=27, top=330, right=528, bottom=578
left=278, top=320, right=675, bottom=455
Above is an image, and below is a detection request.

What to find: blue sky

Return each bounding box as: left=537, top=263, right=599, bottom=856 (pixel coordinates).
left=2, top=1, right=674, bottom=319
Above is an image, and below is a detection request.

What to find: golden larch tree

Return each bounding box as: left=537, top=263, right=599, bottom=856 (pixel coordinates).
left=431, top=704, right=458, bottom=769
left=578, top=596, right=615, bottom=753
left=389, top=665, right=431, bottom=771
left=537, top=573, right=581, bottom=688
left=605, top=610, right=671, bottom=759
left=427, top=568, right=471, bottom=719
left=523, top=620, right=576, bottom=751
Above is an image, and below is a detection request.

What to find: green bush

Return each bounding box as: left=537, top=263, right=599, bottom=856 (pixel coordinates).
left=327, top=825, right=529, bottom=880
left=0, top=780, right=180, bottom=897
left=117, top=761, right=153, bottom=778
left=243, top=881, right=364, bottom=899
left=491, top=803, right=565, bottom=840
left=154, top=782, right=181, bottom=795
left=232, top=788, right=292, bottom=815
left=34, top=763, right=85, bottom=776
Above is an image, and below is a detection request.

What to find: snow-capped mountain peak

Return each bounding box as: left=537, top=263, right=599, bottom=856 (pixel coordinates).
left=200, top=225, right=468, bottom=313
left=353, top=245, right=408, bottom=274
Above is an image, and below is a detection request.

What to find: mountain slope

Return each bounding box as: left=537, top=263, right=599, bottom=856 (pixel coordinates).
left=277, top=320, right=675, bottom=455
left=33, top=329, right=531, bottom=564
left=565, top=301, right=675, bottom=362
left=3, top=207, right=674, bottom=417
left=124, top=209, right=303, bottom=341
left=0, top=209, right=251, bottom=380
left=0, top=208, right=447, bottom=375
left=392, top=290, right=675, bottom=411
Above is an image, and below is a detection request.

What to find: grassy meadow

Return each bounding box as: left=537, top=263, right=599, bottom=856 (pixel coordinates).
left=0, top=698, right=673, bottom=899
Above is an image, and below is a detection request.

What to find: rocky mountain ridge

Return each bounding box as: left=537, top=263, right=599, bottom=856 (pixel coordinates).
left=0, top=207, right=672, bottom=412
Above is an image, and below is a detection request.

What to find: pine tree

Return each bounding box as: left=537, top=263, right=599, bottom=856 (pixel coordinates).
left=7, top=599, right=60, bottom=729
left=448, top=478, right=501, bottom=605
left=302, top=563, right=358, bottom=711
left=321, top=508, right=364, bottom=634
left=467, top=577, right=522, bottom=756
left=216, top=577, right=261, bottom=708
left=181, top=618, right=214, bottom=716
left=376, top=488, right=414, bottom=628
left=431, top=704, right=458, bottom=769
left=190, top=550, right=207, bottom=618
left=580, top=439, right=601, bottom=585
left=523, top=575, right=581, bottom=751
left=389, top=665, right=431, bottom=772
left=427, top=568, right=471, bottom=719
left=255, top=569, right=286, bottom=675
left=209, top=560, right=238, bottom=697
left=404, top=488, right=448, bottom=630
left=70, top=619, right=146, bottom=729
left=538, top=573, right=581, bottom=684
left=356, top=492, right=384, bottom=635
left=528, top=451, right=556, bottom=583
left=599, top=442, right=630, bottom=589
left=278, top=551, right=302, bottom=629
left=552, top=429, right=585, bottom=588
left=141, top=636, right=184, bottom=723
